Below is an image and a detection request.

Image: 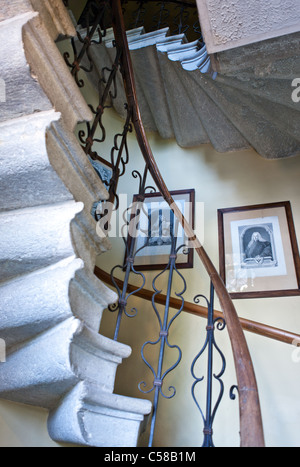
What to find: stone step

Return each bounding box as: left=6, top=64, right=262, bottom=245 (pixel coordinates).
left=237, top=92, right=300, bottom=143
left=131, top=46, right=175, bottom=139
left=69, top=267, right=117, bottom=331
left=172, top=63, right=250, bottom=153
left=156, top=51, right=209, bottom=147
left=0, top=201, right=83, bottom=282
left=0, top=12, right=52, bottom=123
left=48, top=381, right=152, bottom=447
left=126, top=27, right=170, bottom=50
left=0, top=111, right=73, bottom=213
left=214, top=31, right=300, bottom=76
left=0, top=257, right=81, bottom=349
left=0, top=317, right=132, bottom=408
left=191, top=72, right=300, bottom=159
left=216, top=74, right=299, bottom=112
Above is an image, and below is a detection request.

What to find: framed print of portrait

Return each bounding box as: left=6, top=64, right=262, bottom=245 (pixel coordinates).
left=218, top=202, right=300, bottom=299
left=127, top=189, right=195, bottom=271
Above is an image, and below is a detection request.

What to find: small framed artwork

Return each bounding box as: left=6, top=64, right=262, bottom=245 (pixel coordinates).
left=126, top=189, right=195, bottom=271
left=218, top=202, right=300, bottom=299
left=89, top=155, right=119, bottom=219
left=89, top=155, right=117, bottom=192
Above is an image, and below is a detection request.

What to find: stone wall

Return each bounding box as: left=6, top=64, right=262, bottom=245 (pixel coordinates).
left=196, top=0, right=300, bottom=53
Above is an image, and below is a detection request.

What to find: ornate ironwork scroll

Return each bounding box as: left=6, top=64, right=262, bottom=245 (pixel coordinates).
left=138, top=230, right=187, bottom=447
left=191, top=282, right=227, bottom=447
left=108, top=165, right=156, bottom=340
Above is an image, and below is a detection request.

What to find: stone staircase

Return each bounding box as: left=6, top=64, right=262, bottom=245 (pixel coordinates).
left=83, top=26, right=300, bottom=159
left=0, top=0, right=151, bottom=447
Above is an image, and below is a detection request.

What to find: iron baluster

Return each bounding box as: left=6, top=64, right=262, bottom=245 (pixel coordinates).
left=172, top=3, right=190, bottom=36
left=139, top=226, right=186, bottom=447
left=81, top=46, right=123, bottom=155
left=131, top=0, right=147, bottom=29
left=152, top=1, right=170, bottom=31
left=191, top=282, right=227, bottom=447
left=64, top=0, right=110, bottom=87
left=109, top=165, right=155, bottom=340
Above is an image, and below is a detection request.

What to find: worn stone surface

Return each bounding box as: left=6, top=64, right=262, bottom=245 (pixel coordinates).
left=213, top=31, right=300, bottom=74
left=0, top=0, right=152, bottom=448
left=0, top=201, right=82, bottom=282
left=48, top=382, right=152, bottom=447
left=0, top=13, right=53, bottom=123
left=84, top=26, right=300, bottom=158
left=0, top=0, right=32, bottom=23
left=0, top=111, right=73, bottom=212
left=196, top=0, right=300, bottom=53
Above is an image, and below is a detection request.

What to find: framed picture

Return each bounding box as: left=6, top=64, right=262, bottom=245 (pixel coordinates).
left=89, top=155, right=119, bottom=219
left=126, top=189, right=195, bottom=271
left=218, top=202, right=300, bottom=299
left=89, top=155, right=117, bottom=191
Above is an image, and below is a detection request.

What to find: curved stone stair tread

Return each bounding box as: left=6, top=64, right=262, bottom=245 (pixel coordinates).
left=0, top=317, right=131, bottom=407
left=216, top=74, right=300, bottom=112
left=0, top=201, right=82, bottom=282
left=0, top=257, right=81, bottom=349
left=48, top=381, right=152, bottom=447
left=212, top=79, right=300, bottom=150
left=0, top=111, right=73, bottom=213
left=239, top=92, right=300, bottom=143
left=195, top=75, right=300, bottom=159
left=0, top=312, right=151, bottom=447
left=0, top=13, right=53, bottom=124
left=214, top=31, right=300, bottom=75
left=156, top=51, right=209, bottom=147
left=170, top=61, right=251, bottom=152
left=219, top=55, right=300, bottom=83
left=0, top=256, right=115, bottom=350
left=130, top=47, right=174, bottom=139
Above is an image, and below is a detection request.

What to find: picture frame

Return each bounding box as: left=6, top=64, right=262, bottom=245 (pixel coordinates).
left=89, top=155, right=118, bottom=193
left=89, top=155, right=120, bottom=219
left=126, top=189, right=195, bottom=271
left=218, top=202, right=300, bottom=299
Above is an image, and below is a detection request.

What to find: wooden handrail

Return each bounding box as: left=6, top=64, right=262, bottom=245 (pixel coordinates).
left=111, top=0, right=265, bottom=447
left=95, top=266, right=300, bottom=346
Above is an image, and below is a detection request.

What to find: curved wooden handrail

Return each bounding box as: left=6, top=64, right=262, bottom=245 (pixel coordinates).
left=111, top=0, right=265, bottom=447
left=95, top=266, right=300, bottom=346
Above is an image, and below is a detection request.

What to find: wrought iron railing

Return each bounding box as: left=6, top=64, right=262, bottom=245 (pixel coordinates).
left=61, top=0, right=265, bottom=447
left=76, top=0, right=203, bottom=42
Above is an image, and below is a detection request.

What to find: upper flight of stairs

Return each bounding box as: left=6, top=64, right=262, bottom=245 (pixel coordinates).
left=82, top=26, right=300, bottom=159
